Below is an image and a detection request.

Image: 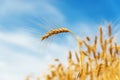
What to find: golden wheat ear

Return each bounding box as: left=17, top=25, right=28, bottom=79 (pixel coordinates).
left=108, top=23, right=112, bottom=37
left=40, top=27, right=70, bottom=41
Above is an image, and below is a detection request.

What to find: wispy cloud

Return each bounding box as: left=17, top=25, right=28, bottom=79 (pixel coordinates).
left=0, top=0, right=34, bottom=16
left=0, top=0, right=66, bottom=27
left=0, top=0, right=68, bottom=79
left=0, top=28, right=70, bottom=80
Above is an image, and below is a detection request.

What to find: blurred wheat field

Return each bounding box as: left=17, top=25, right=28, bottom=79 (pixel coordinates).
left=26, top=25, right=120, bottom=80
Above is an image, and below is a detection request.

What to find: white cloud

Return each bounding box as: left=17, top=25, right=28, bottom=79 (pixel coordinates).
left=0, top=30, right=38, bottom=53
left=0, top=0, right=34, bottom=16
left=36, top=1, right=65, bottom=24
left=0, top=0, right=65, bottom=25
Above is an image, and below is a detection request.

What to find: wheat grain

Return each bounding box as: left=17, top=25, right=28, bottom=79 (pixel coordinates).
left=86, top=36, right=91, bottom=41
left=68, top=51, right=72, bottom=60
left=54, top=58, right=59, bottom=61
left=94, top=36, right=97, bottom=45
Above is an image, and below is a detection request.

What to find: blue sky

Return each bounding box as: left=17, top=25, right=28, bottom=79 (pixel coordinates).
left=0, top=0, right=120, bottom=80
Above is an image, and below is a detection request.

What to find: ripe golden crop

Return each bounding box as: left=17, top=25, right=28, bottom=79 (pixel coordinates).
left=26, top=25, right=120, bottom=80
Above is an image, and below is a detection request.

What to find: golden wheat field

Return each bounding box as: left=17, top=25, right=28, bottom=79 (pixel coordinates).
left=26, top=25, right=120, bottom=80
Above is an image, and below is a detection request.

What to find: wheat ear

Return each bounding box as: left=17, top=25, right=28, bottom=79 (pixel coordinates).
left=41, top=27, right=70, bottom=41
